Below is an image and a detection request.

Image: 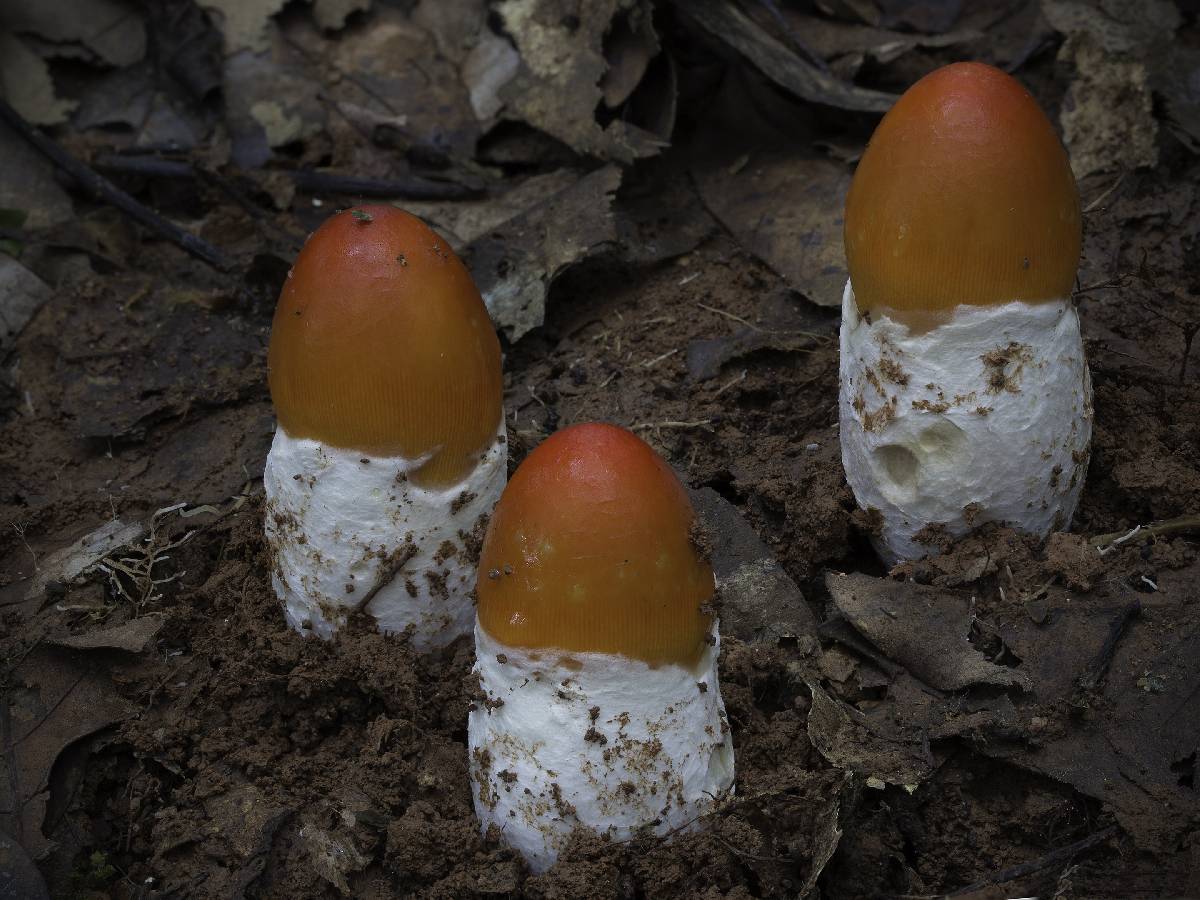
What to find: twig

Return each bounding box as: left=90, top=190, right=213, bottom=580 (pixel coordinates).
left=696, top=301, right=826, bottom=340
left=93, top=154, right=482, bottom=201
left=0, top=98, right=233, bottom=271
left=641, top=348, right=679, bottom=368
left=945, top=826, right=1119, bottom=897
left=290, top=170, right=482, bottom=200
left=713, top=369, right=747, bottom=398
left=631, top=419, right=714, bottom=431
left=1073, top=600, right=1141, bottom=699
left=1073, top=273, right=1129, bottom=298
left=1094, top=513, right=1200, bottom=553
left=1083, top=172, right=1127, bottom=214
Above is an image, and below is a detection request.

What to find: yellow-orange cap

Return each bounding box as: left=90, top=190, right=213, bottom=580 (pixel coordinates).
left=476, top=423, right=714, bottom=668
left=268, top=206, right=503, bottom=487
left=844, top=62, right=1081, bottom=317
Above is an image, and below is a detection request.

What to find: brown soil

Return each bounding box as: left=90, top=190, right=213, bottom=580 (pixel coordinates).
left=1, top=3, right=1199, bottom=899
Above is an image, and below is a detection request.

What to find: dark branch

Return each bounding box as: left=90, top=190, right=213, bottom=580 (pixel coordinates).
left=946, top=826, right=1120, bottom=897
left=92, top=154, right=483, bottom=201
left=0, top=98, right=234, bottom=272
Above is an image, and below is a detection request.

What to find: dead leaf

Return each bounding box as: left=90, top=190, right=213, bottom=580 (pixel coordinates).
left=0, top=829, right=50, bottom=898
left=26, top=519, right=144, bottom=602
left=1158, top=46, right=1200, bottom=155
left=1042, top=0, right=1180, bottom=177
left=758, top=8, right=981, bottom=82
left=686, top=291, right=833, bottom=381
left=600, top=2, right=659, bottom=108
left=876, top=0, right=964, bottom=33
left=322, top=7, right=480, bottom=161
left=0, top=0, right=146, bottom=66
left=311, top=0, right=370, bottom=32
left=222, top=28, right=326, bottom=167
left=299, top=822, right=370, bottom=894
left=206, top=786, right=294, bottom=861
left=144, top=0, right=224, bottom=101
left=614, top=163, right=716, bottom=264
left=993, top=597, right=1200, bottom=849
left=462, top=29, right=522, bottom=123
left=202, top=0, right=288, bottom=55
left=201, top=784, right=294, bottom=895
left=826, top=572, right=1032, bottom=692
left=807, top=682, right=933, bottom=786
left=0, top=647, right=134, bottom=858
left=694, top=153, right=851, bottom=307
left=411, top=0, right=489, bottom=66
left=406, top=169, right=581, bottom=250
left=798, top=776, right=849, bottom=897
left=48, top=615, right=165, bottom=653
left=676, top=0, right=896, bottom=114
left=466, top=165, right=622, bottom=341
left=0, top=33, right=76, bottom=125
left=0, top=255, right=51, bottom=359
left=0, top=129, right=73, bottom=231
left=496, top=0, right=664, bottom=163
left=688, top=486, right=817, bottom=643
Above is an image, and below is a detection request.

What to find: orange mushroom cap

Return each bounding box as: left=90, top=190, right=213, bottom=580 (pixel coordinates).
left=844, top=62, right=1081, bottom=320
left=268, top=206, right=503, bottom=488
left=476, top=423, right=714, bottom=668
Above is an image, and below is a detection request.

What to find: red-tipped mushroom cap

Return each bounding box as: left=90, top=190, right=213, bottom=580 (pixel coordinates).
left=476, top=423, right=714, bottom=668
left=844, top=62, right=1081, bottom=318
left=268, top=206, right=503, bottom=487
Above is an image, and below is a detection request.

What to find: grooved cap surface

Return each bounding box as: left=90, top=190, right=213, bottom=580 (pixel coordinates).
left=844, top=62, right=1081, bottom=315
left=267, top=206, right=502, bottom=487
left=477, top=423, right=714, bottom=667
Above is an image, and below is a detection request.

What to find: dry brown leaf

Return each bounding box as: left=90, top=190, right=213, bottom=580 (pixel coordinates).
left=0, top=0, right=146, bottom=66
left=694, top=152, right=852, bottom=307
left=202, top=0, right=288, bottom=54
left=0, top=33, right=75, bottom=125
left=496, top=0, right=664, bottom=163
left=466, top=166, right=622, bottom=340
left=311, top=0, right=371, bottom=31
left=0, top=647, right=134, bottom=858
left=1043, top=0, right=1179, bottom=177
left=825, top=572, right=1033, bottom=692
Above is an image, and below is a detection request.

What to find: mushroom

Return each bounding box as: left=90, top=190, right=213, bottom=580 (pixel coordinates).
left=468, top=423, right=734, bottom=872
left=264, top=205, right=506, bottom=646
left=838, top=62, right=1092, bottom=564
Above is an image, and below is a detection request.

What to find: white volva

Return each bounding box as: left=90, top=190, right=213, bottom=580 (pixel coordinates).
left=839, top=281, right=1092, bottom=564
left=263, top=424, right=506, bottom=646
left=468, top=624, right=735, bottom=873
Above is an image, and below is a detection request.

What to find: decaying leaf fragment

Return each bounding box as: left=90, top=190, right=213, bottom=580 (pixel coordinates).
left=0, top=254, right=52, bottom=358
left=202, top=0, right=289, bottom=54
left=1042, top=0, right=1179, bottom=177
left=0, top=648, right=134, bottom=858
left=466, top=165, right=622, bottom=341
left=311, top=0, right=371, bottom=31
left=0, top=33, right=76, bottom=125
left=826, top=571, right=1032, bottom=692
left=694, top=153, right=852, bottom=307
left=0, top=0, right=147, bottom=66
left=496, top=0, right=665, bottom=163
left=675, top=0, right=896, bottom=113
left=687, top=486, right=817, bottom=643
left=806, top=681, right=933, bottom=786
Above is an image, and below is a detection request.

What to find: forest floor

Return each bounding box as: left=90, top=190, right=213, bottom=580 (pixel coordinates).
left=0, top=0, right=1197, bottom=898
